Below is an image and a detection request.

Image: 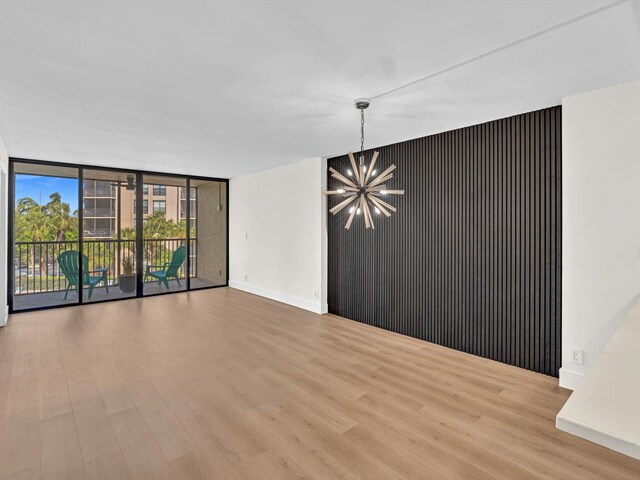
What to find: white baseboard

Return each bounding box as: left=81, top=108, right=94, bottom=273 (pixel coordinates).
left=1, top=306, right=7, bottom=327
left=229, top=280, right=327, bottom=314
left=559, top=367, right=584, bottom=390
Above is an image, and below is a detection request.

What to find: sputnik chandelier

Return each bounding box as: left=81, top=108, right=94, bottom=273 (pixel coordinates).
left=325, top=98, right=404, bottom=229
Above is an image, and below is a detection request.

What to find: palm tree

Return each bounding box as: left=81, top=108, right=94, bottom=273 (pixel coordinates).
left=46, top=192, right=75, bottom=241
left=15, top=193, right=78, bottom=291
left=15, top=197, right=50, bottom=288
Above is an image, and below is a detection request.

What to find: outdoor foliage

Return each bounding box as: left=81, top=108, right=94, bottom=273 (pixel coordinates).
left=15, top=193, right=78, bottom=242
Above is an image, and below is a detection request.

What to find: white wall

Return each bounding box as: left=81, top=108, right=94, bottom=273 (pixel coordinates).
left=229, top=157, right=327, bottom=314
left=0, top=136, right=8, bottom=326
left=561, top=81, right=640, bottom=389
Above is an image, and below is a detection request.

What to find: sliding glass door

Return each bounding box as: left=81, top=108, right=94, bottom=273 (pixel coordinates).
left=82, top=169, right=138, bottom=303
left=9, top=159, right=228, bottom=313
left=141, top=175, right=188, bottom=296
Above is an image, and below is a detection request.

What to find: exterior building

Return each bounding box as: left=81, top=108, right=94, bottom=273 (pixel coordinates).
left=83, top=180, right=195, bottom=238
left=83, top=180, right=117, bottom=238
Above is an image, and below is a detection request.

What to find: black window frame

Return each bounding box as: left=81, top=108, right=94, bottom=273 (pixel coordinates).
left=7, top=157, right=229, bottom=314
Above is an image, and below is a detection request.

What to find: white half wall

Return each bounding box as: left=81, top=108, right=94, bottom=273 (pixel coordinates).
left=229, top=157, right=327, bottom=314
left=561, top=80, right=640, bottom=389
left=0, top=136, right=8, bottom=326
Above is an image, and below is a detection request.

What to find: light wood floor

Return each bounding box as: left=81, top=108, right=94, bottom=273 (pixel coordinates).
left=0, top=288, right=638, bottom=479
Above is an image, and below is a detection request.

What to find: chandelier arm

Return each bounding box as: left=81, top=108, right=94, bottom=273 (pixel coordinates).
left=366, top=185, right=387, bottom=192
left=363, top=199, right=370, bottom=229
left=329, top=168, right=358, bottom=188
left=368, top=195, right=397, bottom=213
left=368, top=165, right=396, bottom=186
left=362, top=196, right=374, bottom=229
left=368, top=195, right=392, bottom=217
left=368, top=173, right=394, bottom=188
left=365, top=196, right=379, bottom=226
left=363, top=151, right=379, bottom=185
left=329, top=194, right=358, bottom=215
left=347, top=152, right=361, bottom=185
left=345, top=203, right=358, bottom=230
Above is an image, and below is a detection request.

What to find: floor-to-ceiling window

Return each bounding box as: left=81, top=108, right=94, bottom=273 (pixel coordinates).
left=82, top=169, right=138, bottom=303
left=11, top=162, right=80, bottom=310
left=189, top=178, right=227, bottom=289
left=9, top=159, right=228, bottom=312
left=141, top=174, right=188, bottom=296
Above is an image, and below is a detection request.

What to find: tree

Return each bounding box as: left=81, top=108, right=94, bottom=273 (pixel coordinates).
left=45, top=192, right=76, bottom=241
left=15, top=193, right=78, bottom=243
left=14, top=193, right=78, bottom=289
left=116, top=212, right=193, bottom=268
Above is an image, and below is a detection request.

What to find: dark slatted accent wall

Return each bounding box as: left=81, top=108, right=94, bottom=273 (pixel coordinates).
left=327, top=106, right=562, bottom=377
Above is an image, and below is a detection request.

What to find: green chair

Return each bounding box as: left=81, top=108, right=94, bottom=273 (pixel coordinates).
left=144, top=246, right=186, bottom=289
left=58, top=250, right=109, bottom=300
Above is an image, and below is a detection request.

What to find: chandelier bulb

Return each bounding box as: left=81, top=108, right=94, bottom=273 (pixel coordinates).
left=356, top=208, right=361, bottom=215
left=337, top=188, right=345, bottom=194
left=347, top=169, right=353, bottom=176
left=380, top=190, right=388, bottom=195
left=374, top=207, right=381, bottom=214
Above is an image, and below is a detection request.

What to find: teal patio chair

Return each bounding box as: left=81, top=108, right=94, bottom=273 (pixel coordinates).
left=58, top=250, right=109, bottom=300
left=144, top=246, right=186, bottom=289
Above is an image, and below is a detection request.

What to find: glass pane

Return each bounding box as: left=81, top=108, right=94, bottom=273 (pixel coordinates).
left=189, top=179, right=227, bottom=289
left=142, top=175, right=187, bottom=295
left=12, top=162, right=80, bottom=310
left=82, top=169, right=138, bottom=302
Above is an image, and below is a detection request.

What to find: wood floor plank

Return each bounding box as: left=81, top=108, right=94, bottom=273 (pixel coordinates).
left=109, top=407, right=168, bottom=479
left=165, top=452, right=208, bottom=480
left=93, top=370, right=136, bottom=417
left=39, top=412, right=85, bottom=480
left=66, top=380, right=128, bottom=480
left=0, top=325, right=41, bottom=477
left=125, top=379, right=193, bottom=462
left=38, top=354, right=71, bottom=421
left=0, top=463, right=41, bottom=480
left=0, top=287, right=639, bottom=480
left=254, top=450, right=314, bottom=480
left=140, top=363, right=203, bottom=422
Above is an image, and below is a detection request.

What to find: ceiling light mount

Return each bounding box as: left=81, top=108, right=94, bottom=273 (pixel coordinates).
left=353, top=98, right=370, bottom=110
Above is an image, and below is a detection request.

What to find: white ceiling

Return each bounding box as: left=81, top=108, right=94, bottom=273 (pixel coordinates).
left=0, top=0, right=638, bottom=178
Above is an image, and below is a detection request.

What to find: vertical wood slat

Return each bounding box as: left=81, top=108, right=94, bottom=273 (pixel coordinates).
left=327, top=106, right=562, bottom=377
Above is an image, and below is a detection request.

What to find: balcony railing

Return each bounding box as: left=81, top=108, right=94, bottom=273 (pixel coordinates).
left=14, top=238, right=197, bottom=295
left=83, top=208, right=117, bottom=218
left=83, top=188, right=115, bottom=197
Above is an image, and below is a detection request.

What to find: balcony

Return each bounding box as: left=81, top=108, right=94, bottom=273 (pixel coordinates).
left=12, top=238, right=206, bottom=310
left=83, top=188, right=116, bottom=198
left=83, top=207, right=117, bottom=218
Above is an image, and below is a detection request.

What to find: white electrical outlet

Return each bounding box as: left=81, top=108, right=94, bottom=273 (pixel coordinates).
left=570, top=348, right=584, bottom=365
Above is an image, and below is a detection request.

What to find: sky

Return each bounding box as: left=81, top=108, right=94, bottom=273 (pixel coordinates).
left=15, top=174, right=79, bottom=211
